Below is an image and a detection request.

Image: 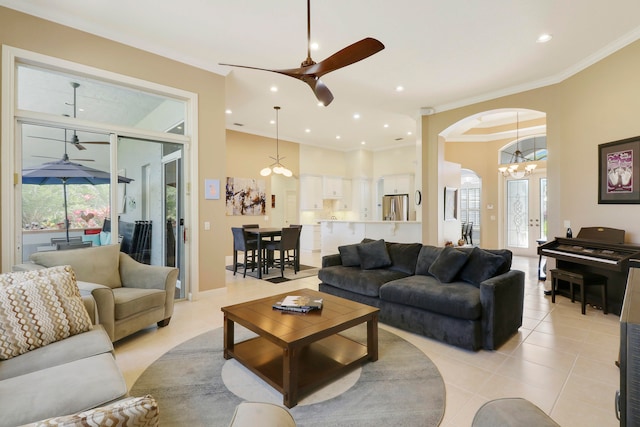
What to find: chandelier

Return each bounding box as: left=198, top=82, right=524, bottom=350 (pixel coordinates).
left=498, top=112, right=537, bottom=178
left=260, top=106, right=292, bottom=177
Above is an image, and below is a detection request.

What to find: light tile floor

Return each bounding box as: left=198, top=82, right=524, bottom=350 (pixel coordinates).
left=113, top=253, right=620, bottom=427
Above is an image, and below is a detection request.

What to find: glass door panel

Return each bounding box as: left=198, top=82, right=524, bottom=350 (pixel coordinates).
left=20, top=123, right=112, bottom=261
left=117, top=137, right=186, bottom=299
left=505, top=170, right=547, bottom=256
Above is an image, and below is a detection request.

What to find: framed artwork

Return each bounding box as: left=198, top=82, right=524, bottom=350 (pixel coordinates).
left=225, top=177, right=266, bottom=215
left=598, top=136, right=640, bottom=204
left=444, top=187, right=458, bottom=221
left=204, top=179, right=220, bottom=200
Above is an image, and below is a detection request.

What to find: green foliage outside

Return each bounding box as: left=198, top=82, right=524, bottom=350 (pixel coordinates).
left=22, top=184, right=110, bottom=230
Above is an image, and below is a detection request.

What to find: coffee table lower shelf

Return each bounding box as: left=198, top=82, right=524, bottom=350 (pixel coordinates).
left=226, top=333, right=369, bottom=403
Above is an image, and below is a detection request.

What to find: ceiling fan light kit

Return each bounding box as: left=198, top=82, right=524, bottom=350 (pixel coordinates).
left=220, top=0, right=384, bottom=105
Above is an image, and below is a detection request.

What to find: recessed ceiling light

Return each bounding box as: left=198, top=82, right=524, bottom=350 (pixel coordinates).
left=310, top=42, right=319, bottom=50
left=336, top=135, right=341, bottom=140
left=537, top=33, right=552, bottom=43
left=270, top=85, right=278, bottom=92
left=361, top=141, right=366, bottom=145
left=305, top=128, right=311, bottom=133
left=225, top=109, right=232, bottom=115
left=395, top=85, right=404, bottom=92
left=407, top=131, right=413, bottom=136
left=353, top=113, right=360, bottom=119
left=383, top=124, right=389, bottom=128
left=270, top=120, right=275, bottom=125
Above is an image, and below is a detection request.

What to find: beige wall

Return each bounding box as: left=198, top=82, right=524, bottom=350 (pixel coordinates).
left=225, top=129, right=300, bottom=252
left=0, top=7, right=227, bottom=291
left=445, top=137, right=514, bottom=248
left=422, top=39, right=640, bottom=246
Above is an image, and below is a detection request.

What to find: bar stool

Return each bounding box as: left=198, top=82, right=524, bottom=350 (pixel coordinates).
left=550, top=268, right=608, bottom=315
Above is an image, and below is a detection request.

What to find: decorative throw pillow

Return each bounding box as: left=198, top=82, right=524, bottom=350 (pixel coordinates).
left=0, top=265, right=92, bottom=360
left=458, top=247, right=506, bottom=286
left=26, top=395, right=159, bottom=427
left=30, top=243, right=122, bottom=288
left=357, top=239, right=392, bottom=270
left=428, top=246, right=469, bottom=283
left=338, top=243, right=361, bottom=267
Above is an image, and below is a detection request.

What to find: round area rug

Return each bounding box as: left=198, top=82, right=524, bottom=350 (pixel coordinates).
left=131, top=326, right=445, bottom=426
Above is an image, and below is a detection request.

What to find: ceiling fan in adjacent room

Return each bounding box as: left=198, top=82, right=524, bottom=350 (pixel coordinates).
left=219, top=0, right=384, bottom=106
left=28, top=82, right=110, bottom=150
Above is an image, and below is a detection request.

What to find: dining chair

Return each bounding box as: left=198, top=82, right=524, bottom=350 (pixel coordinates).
left=242, top=223, right=259, bottom=245
left=231, top=227, right=258, bottom=277
left=264, top=227, right=302, bottom=277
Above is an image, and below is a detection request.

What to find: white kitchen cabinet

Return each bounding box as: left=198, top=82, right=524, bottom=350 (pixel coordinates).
left=322, top=176, right=343, bottom=199
left=383, top=174, right=414, bottom=195
left=300, top=224, right=321, bottom=252
left=300, top=175, right=323, bottom=210
left=335, top=179, right=352, bottom=210
left=351, top=178, right=372, bottom=220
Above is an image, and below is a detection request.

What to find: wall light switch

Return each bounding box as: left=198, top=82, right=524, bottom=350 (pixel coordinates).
left=204, top=221, right=210, bottom=230
left=490, top=215, right=496, bottom=221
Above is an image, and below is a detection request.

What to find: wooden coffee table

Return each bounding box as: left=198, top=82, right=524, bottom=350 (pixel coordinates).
left=221, top=288, right=379, bottom=408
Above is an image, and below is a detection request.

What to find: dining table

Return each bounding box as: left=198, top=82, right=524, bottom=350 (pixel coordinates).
left=244, top=227, right=282, bottom=279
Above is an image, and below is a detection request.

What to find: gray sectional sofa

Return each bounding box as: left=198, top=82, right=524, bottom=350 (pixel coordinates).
left=318, top=239, right=525, bottom=350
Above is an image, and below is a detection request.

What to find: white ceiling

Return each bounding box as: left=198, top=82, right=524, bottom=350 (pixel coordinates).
left=3, top=0, right=640, bottom=151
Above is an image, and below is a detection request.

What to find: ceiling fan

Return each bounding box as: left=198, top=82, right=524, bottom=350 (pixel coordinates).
left=219, top=0, right=384, bottom=106
left=28, top=82, right=110, bottom=150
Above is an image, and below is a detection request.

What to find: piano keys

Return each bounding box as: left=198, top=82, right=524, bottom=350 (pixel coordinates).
left=539, top=235, right=640, bottom=315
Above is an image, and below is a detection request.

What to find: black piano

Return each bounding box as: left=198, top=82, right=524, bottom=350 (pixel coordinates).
left=538, top=227, right=640, bottom=315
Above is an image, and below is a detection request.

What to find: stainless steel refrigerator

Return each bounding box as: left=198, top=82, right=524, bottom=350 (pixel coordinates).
left=382, top=194, right=409, bottom=221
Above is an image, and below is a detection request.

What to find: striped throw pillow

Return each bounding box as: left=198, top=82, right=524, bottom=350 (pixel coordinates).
left=0, top=265, right=92, bottom=360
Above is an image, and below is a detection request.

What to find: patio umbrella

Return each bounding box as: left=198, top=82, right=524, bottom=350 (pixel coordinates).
left=22, top=153, right=134, bottom=242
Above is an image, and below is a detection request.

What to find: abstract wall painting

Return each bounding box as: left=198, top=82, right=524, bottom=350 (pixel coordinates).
left=225, top=177, right=266, bottom=215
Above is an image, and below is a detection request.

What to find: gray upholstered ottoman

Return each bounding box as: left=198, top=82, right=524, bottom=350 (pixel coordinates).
left=472, top=398, right=560, bottom=427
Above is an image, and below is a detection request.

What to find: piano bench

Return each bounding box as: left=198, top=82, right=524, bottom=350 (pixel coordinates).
left=550, top=269, right=608, bottom=315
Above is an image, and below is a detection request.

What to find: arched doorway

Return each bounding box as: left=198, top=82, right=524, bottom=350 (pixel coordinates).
left=441, top=108, right=547, bottom=251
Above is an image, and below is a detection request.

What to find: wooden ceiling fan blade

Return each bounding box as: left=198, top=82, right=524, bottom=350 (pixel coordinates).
left=220, top=62, right=310, bottom=79
left=302, top=76, right=334, bottom=106
left=307, top=38, right=385, bottom=77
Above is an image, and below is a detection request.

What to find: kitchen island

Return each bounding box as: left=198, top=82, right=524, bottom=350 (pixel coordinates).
left=319, top=220, right=422, bottom=255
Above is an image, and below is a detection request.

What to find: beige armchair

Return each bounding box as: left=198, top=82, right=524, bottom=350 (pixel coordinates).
left=14, top=244, right=178, bottom=342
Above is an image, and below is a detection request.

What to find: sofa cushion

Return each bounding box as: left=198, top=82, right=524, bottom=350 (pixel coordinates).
left=428, top=246, right=469, bottom=283
left=24, top=395, right=159, bottom=427
left=0, top=352, right=127, bottom=427
left=0, top=325, right=112, bottom=381
left=338, top=243, right=361, bottom=267
left=30, top=244, right=122, bottom=289
left=386, top=242, right=423, bottom=275
left=357, top=239, right=392, bottom=270
left=380, top=275, right=482, bottom=320
left=458, top=247, right=507, bottom=286
left=318, top=265, right=409, bottom=297
left=0, top=266, right=93, bottom=360
left=415, top=245, right=443, bottom=276
left=113, top=288, right=166, bottom=320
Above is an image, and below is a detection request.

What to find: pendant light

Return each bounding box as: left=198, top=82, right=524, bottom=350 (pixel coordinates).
left=498, top=112, right=537, bottom=178
left=260, top=106, right=292, bottom=177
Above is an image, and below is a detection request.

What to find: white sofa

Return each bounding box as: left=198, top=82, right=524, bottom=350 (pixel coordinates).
left=0, top=266, right=139, bottom=426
